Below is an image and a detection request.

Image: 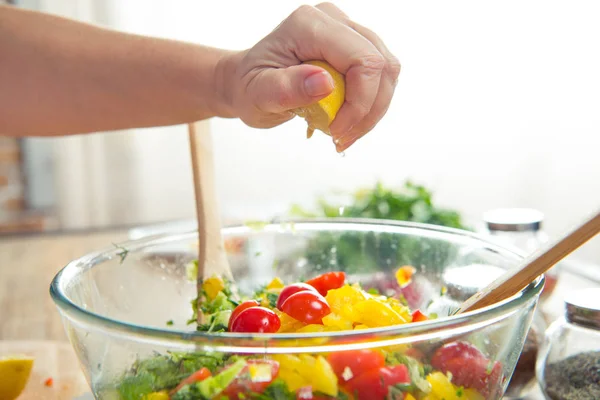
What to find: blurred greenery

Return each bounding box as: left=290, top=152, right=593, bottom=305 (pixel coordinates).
left=289, top=181, right=471, bottom=274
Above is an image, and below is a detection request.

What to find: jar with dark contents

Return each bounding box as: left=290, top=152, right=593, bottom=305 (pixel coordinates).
left=537, top=287, right=600, bottom=400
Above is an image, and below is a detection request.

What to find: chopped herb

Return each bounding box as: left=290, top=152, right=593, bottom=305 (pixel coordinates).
left=255, top=251, right=262, bottom=257
left=112, top=243, right=129, bottom=264
left=244, top=220, right=269, bottom=231
left=456, top=386, right=464, bottom=397
left=486, top=360, right=494, bottom=375
left=166, top=320, right=174, bottom=326
left=250, top=379, right=295, bottom=399
left=367, top=287, right=381, bottom=295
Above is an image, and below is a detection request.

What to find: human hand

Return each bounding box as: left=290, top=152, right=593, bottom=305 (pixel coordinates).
left=216, top=3, right=401, bottom=152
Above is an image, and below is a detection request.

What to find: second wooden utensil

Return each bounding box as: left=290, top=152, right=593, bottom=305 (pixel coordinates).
left=456, top=208, right=600, bottom=314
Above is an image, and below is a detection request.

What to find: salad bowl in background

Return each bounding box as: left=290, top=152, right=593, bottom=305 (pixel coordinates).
left=50, top=219, right=544, bottom=400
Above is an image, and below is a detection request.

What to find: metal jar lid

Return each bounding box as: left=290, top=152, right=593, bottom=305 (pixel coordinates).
left=483, top=208, right=545, bottom=232
left=565, top=288, right=600, bottom=330
left=443, top=263, right=507, bottom=301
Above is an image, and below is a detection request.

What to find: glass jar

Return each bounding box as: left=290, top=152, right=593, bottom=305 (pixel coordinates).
left=482, top=208, right=560, bottom=300
left=537, top=288, right=600, bottom=400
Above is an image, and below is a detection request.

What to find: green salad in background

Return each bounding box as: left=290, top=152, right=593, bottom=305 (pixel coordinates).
left=288, top=181, right=470, bottom=275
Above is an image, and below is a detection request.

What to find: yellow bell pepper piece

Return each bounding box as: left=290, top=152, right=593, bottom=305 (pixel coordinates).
left=277, top=368, right=309, bottom=392
left=272, top=354, right=338, bottom=397
left=395, top=265, right=416, bottom=288
left=325, top=284, right=366, bottom=315
left=267, top=277, right=285, bottom=290
left=275, top=311, right=305, bottom=333
left=404, top=394, right=417, bottom=400
left=202, top=276, right=225, bottom=300
left=353, top=298, right=405, bottom=327
left=322, top=313, right=353, bottom=330
left=312, top=355, right=338, bottom=396
left=144, top=391, right=169, bottom=400
left=425, top=371, right=485, bottom=400
left=296, top=324, right=331, bottom=333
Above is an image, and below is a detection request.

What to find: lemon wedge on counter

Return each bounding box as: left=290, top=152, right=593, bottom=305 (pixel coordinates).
left=293, top=60, right=345, bottom=139
left=0, top=355, right=34, bottom=400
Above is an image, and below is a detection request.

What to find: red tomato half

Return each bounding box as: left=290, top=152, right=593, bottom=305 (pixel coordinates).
left=445, top=357, right=502, bottom=397
left=327, top=349, right=386, bottom=383
left=277, top=283, right=319, bottom=310
left=431, top=341, right=503, bottom=398
left=411, top=309, right=428, bottom=322
left=230, top=306, right=281, bottom=333
left=221, top=359, right=280, bottom=399
left=280, top=291, right=331, bottom=324
left=228, top=300, right=260, bottom=331
left=170, top=367, right=211, bottom=395
left=430, top=341, right=486, bottom=371
left=345, top=364, right=410, bottom=400
left=305, top=272, right=346, bottom=296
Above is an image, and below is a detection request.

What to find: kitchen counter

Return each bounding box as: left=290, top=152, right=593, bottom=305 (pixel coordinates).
left=1, top=229, right=596, bottom=399
left=0, top=229, right=129, bottom=341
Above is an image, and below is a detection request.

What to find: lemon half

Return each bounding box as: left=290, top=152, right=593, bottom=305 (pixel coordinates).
left=0, top=355, right=34, bottom=400
left=293, top=60, right=345, bottom=139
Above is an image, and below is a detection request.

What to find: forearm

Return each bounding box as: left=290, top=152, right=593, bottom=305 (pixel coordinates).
left=0, top=5, right=236, bottom=136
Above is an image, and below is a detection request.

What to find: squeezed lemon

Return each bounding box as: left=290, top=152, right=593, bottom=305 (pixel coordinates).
left=293, top=60, right=345, bottom=139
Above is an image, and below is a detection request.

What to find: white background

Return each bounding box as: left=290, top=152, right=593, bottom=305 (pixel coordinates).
left=19, top=0, right=600, bottom=262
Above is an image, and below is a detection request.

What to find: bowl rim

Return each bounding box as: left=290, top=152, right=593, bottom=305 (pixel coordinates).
left=49, top=218, right=544, bottom=348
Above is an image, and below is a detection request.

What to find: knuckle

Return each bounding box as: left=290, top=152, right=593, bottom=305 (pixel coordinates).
left=386, top=55, right=402, bottom=80
left=359, top=53, right=386, bottom=75
left=290, top=4, right=319, bottom=23
left=315, top=1, right=335, bottom=8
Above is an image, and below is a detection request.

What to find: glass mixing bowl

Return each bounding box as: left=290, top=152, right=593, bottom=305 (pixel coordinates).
left=50, top=219, right=544, bottom=400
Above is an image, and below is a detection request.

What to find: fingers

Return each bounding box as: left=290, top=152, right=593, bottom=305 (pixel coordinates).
left=315, top=3, right=401, bottom=150
left=249, top=63, right=334, bottom=114
left=279, top=5, right=385, bottom=140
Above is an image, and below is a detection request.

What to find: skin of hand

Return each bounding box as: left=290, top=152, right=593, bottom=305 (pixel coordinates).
left=218, top=3, right=401, bottom=152
left=0, top=3, right=400, bottom=152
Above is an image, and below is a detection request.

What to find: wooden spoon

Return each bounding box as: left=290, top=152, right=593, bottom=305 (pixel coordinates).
left=456, top=208, right=600, bottom=314
left=188, top=121, right=233, bottom=324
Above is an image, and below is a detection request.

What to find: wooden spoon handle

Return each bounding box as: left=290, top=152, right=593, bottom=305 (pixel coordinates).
left=457, top=208, right=600, bottom=314
left=188, top=121, right=232, bottom=323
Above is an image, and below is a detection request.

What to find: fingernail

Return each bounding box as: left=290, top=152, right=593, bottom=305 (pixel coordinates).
left=304, top=71, right=334, bottom=97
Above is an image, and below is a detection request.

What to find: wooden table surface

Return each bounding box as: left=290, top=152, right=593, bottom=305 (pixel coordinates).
left=0, top=229, right=129, bottom=342
left=1, top=228, right=596, bottom=399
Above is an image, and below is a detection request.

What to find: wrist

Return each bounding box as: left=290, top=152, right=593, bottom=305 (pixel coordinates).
left=213, top=49, right=245, bottom=119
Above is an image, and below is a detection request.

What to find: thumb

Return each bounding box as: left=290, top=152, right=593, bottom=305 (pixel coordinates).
left=251, top=64, right=334, bottom=113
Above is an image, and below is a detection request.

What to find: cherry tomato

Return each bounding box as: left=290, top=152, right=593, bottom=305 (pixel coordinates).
left=327, top=349, right=386, bottom=383
left=431, top=341, right=502, bottom=398
left=228, top=300, right=261, bottom=331
left=280, top=291, right=331, bottom=325
left=230, top=306, right=281, bottom=333
left=411, top=309, right=428, bottom=322
left=305, top=271, right=346, bottom=296
left=277, top=283, right=319, bottom=310
left=221, top=359, right=280, bottom=399
left=345, top=364, right=410, bottom=400
left=430, top=341, right=486, bottom=371
left=170, top=367, right=211, bottom=395
left=443, top=356, right=502, bottom=398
